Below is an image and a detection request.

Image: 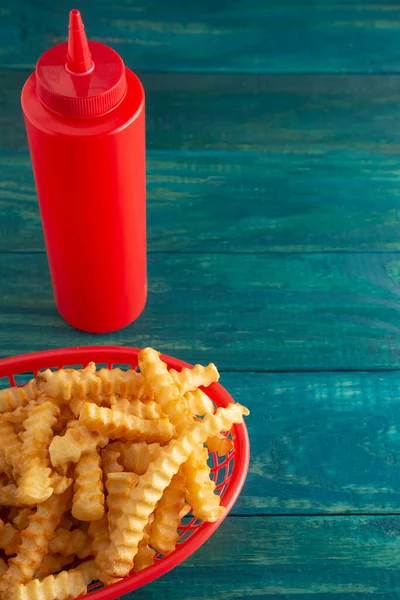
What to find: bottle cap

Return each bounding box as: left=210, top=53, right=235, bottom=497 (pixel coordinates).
left=35, top=9, right=127, bottom=118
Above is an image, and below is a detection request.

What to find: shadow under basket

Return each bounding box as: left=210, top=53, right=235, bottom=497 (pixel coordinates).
left=0, top=346, right=250, bottom=600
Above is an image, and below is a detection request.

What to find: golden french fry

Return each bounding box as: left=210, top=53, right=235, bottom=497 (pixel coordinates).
left=79, top=402, right=175, bottom=444
left=17, top=401, right=60, bottom=505
left=34, top=554, right=75, bottom=580
left=169, top=363, right=219, bottom=395
left=0, top=352, right=249, bottom=600
left=183, top=446, right=225, bottom=522
left=88, top=515, right=109, bottom=558
left=138, top=351, right=231, bottom=530
left=138, top=348, right=192, bottom=433
left=77, top=539, right=92, bottom=560
left=48, top=527, right=70, bottom=553
left=87, top=518, right=118, bottom=586
left=68, top=393, right=113, bottom=419
left=0, top=401, right=37, bottom=424
left=0, top=456, right=11, bottom=478
left=49, top=527, right=90, bottom=559
left=7, top=508, right=18, bottom=522
left=179, top=504, right=191, bottom=519
left=0, top=419, right=21, bottom=478
left=0, top=558, right=7, bottom=575
left=134, top=543, right=155, bottom=572
left=77, top=519, right=90, bottom=533
left=100, top=403, right=248, bottom=578
left=6, top=568, right=87, bottom=600
left=101, top=449, right=123, bottom=475
left=68, top=397, right=87, bottom=418
left=110, top=395, right=166, bottom=419
left=184, top=389, right=215, bottom=416
left=34, top=364, right=96, bottom=400
left=69, top=397, right=108, bottom=419
left=106, top=472, right=138, bottom=533
left=58, top=515, right=73, bottom=531
left=134, top=514, right=155, bottom=572
left=96, top=471, right=138, bottom=579
left=205, top=433, right=234, bottom=456
left=72, top=449, right=104, bottom=521
left=52, top=405, right=75, bottom=435
left=5, top=536, right=22, bottom=556
left=49, top=424, right=108, bottom=468
left=0, top=523, right=21, bottom=554
left=0, top=490, right=71, bottom=593
left=75, top=559, right=99, bottom=585
left=12, top=508, right=34, bottom=531
left=0, top=473, right=9, bottom=486
left=139, top=350, right=227, bottom=532
left=35, top=363, right=143, bottom=401
left=0, top=379, right=40, bottom=413
left=49, top=472, right=73, bottom=496
left=149, top=469, right=185, bottom=555
left=107, top=441, right=160, bottom=475
left=0, top=484, right=21, bottom=507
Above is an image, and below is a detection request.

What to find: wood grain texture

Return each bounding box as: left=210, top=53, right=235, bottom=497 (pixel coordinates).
left=3, top=149, right=400, bottom=253
left=120, top=516, right=400, bottom=599
left=3, top=71, right=400, bottom=253
left=232, top=371, right=400, bottom=515
left=2, top=370, right=400, bottom=515
left=3, top=71, right=400, bottom=152
left=2, top=1, right=400, bottom=73
left=3, top=2, right=400, bottom=597
left=2, top=252, right=400, bottom=371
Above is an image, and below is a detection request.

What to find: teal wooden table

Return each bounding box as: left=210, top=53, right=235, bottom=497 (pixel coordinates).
left=2, top=1, right=400, bottom=598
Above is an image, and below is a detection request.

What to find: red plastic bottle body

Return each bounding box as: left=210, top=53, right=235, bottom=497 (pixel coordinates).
left=21, top=32, right=146, bottom=334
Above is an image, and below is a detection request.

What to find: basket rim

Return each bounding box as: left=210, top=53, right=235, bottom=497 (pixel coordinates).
left=0, top=346, right=250, bottom=600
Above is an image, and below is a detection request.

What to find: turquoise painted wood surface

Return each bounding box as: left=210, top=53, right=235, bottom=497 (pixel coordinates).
left=122, top=517, right=400, bottom=600
left=1, top=371, right=400, bottom=516
left=2, top=1, right=400, bottom=73
left=3, top=252, right=400, bottom=370
left=1, top=2, right=400, bottom=599
left=4, top=149, right=400, bottom=254
left=3, top=71, right=400, bottom=253
left=3, top=72, right=400, bottom=153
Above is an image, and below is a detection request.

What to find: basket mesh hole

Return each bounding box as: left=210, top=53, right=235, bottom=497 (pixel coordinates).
left=87, top=581, right=103, bottom=594
left=217, top=459, right=234, bottom=497
left=94, top=363, right=109, bottom=370
left=0, top=376, right=10, bottom=390
left=176, top=528, right=193, bottom=544
left=227, top=452, right=235, bottom=478
left=14, top=372, right=35, bottom=386
left=215, top=461, right=229, bottom=489
left=112, top=362, right=139, bottom=371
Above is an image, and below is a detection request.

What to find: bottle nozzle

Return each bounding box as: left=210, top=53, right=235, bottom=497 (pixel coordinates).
left=66, top=9, right=94, bottom=74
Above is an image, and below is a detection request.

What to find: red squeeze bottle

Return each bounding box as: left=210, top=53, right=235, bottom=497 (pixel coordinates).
left=21, top=9, right=146, bottom=334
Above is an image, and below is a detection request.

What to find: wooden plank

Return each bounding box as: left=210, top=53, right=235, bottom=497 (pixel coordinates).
left=3, top=71, right=400, bottom=153
left=3, top=149, right=400, bottom=253
left=2, top=370, right=400, bottom=515
left=3, top=72, right=400, bottom=253
left=121, top=516, right=400, bottom=599
left=2, top=2, right=400, bottom=73
left=231, top=371, right=400, bottom=515
left=2, top=252, right=400, bottom=371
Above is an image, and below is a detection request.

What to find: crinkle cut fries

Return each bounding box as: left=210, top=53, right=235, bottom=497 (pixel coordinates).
left=0, top=347, right=249, bottom=600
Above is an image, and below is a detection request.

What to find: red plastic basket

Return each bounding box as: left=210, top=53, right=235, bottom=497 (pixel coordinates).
left=0, top=346, right=250, bottom=600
